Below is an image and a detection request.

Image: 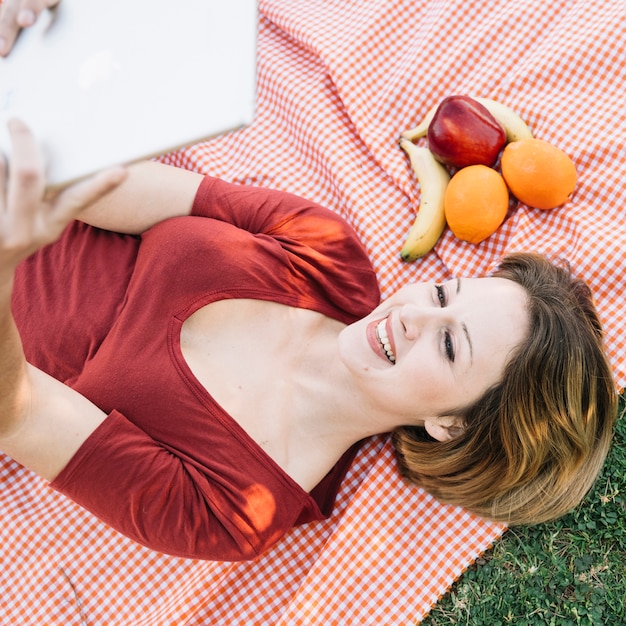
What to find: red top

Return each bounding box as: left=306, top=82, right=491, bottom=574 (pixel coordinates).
left=11, top=176, right=380, bottom=561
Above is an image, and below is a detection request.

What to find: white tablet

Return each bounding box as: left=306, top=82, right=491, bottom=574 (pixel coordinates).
left=0, top=0, right=258, bottom=188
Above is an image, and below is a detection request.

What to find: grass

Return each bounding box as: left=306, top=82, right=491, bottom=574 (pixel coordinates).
left=421, top=394, right=626, bottom=626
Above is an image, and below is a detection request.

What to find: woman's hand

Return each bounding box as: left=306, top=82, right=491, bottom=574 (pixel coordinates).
left=0, top=0, right=60, bottom=56
left=0, top=117, right=118, bottom=480
left=0, top=118, right=126, bottom=278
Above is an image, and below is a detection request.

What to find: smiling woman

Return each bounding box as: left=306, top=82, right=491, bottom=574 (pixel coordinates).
left=0, top=119, right=618, bottom=561
left=393, top=253, right=618, bottom=525
left=338, top=274, right=530, bottom=444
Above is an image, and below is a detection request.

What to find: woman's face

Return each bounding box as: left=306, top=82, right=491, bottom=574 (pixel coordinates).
left=337, top=276, right=529, bottom=432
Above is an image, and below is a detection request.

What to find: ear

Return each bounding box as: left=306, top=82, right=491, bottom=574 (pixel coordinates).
left=423, top=415, right=465, bottom=442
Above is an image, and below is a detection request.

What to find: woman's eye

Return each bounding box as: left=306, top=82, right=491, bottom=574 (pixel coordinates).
left=436, top=284, right=454, bottom=361
left=444, top=331, right=455, bottom=362
left=435, top=284, right=447, bottom=307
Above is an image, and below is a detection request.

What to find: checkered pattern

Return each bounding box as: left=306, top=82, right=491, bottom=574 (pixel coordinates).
left=1, top=0, right=624, bottom=624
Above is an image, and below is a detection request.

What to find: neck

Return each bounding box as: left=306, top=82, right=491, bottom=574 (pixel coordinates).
left=287, top=318, right=389, bottom=454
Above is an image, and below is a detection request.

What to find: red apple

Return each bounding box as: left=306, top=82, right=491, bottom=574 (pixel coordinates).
left=427, top=95, right=507, bottom=168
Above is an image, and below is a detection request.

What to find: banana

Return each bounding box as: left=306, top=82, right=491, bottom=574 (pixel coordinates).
left=399, top=104, right=438, bottom=142
left=473, top=97, right=533, bottom=142
left=399, top=96, right=533, bottom=143
left=399, top=138, right=450, bottom=261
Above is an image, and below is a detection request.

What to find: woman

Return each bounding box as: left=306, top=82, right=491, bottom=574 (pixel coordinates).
left=0, top=119, right=617, bottom=561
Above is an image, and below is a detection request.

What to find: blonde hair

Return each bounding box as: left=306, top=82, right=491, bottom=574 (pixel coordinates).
left=392, top=253, right=618, bottom=525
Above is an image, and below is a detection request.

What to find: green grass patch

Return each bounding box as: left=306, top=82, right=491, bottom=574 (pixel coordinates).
left=422, top=395, right=626, bottom=626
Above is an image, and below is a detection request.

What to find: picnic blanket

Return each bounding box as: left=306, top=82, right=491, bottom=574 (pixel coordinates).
left=1, top=0, right=625, bottom=624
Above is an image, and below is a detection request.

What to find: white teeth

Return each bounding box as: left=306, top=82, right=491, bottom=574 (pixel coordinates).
left=376, top=319, right=396, bottom=363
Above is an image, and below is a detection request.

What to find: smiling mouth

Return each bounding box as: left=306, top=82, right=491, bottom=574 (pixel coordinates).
left=376, top=318, right=396, bottom=364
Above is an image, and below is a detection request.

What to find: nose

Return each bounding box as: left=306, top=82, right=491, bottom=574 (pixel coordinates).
left=399, top=303, right=452, bottom=340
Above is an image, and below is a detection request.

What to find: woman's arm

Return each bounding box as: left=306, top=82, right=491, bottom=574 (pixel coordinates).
left=0, top=119, right=125, bottom=479
left=77, top=160, right=204, bottom=234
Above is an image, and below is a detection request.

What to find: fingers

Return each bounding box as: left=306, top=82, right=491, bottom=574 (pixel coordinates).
left=0, top=118, right=48, bottom=254
left=1, top=118, right=127, bottom=253
left=0, top=0, right=19, bottom=56
left=0, top=0, right=61, bottom=56
left=5, top=118, right=45, bottom=218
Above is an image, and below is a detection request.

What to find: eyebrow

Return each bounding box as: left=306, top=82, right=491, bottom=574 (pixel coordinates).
left=456, top=278, right=474, bottom=365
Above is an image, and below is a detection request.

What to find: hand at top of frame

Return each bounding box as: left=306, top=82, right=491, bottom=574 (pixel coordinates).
left=0, top=0, right=61, bottom=57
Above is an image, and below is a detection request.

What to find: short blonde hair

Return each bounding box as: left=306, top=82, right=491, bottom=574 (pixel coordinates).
left=392, top=253, right=618, bottom=525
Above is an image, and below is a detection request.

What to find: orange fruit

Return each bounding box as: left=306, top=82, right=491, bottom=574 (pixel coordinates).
left=444, top=165, right=509, bottom=244
left=500, top=138, right=577, bottom=210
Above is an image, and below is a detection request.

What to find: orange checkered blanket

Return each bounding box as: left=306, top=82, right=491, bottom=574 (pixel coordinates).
left=1, top=1, right=624, bottom=624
